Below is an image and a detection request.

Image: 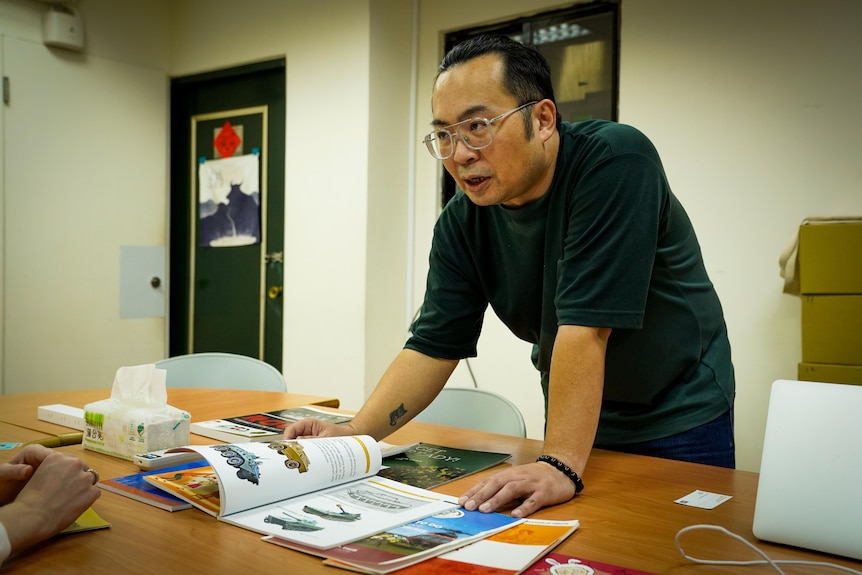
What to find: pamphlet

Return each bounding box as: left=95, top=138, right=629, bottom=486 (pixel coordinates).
left=264, top=507, right=522, bottom=574
left=189, top=405, right=353, bottom=443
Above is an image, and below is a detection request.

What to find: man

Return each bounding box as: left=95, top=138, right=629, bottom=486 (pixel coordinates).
left=0, top=444, right=101, bottom=566
left=287, top=35, right=735, bottom=518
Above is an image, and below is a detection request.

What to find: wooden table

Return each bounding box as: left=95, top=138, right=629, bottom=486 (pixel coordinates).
left=1, top=389, right=860, bottom=574
left=0, top=423, right=49, bottom=447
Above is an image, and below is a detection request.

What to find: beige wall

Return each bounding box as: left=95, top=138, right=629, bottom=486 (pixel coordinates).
left=2, top=0, right=860, bottom=471
left=618, top=0, right=862, bottom=470
left=0, top=0, right=171, bottom=393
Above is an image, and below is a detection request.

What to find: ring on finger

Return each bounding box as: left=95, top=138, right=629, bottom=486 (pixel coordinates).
left=85, top=468, right=99, bottom=485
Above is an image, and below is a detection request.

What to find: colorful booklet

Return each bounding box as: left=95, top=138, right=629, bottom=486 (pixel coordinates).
left=141, top=436, right=457, bottom=549
left=522, top=552, right=659, bottom=575
left=189, top=405, right=353, bottom=443
left=330, top=518, right=580, bottom=575
left=98, top=460, right=208, bottom=511
left=377, top=443, right=511, bottom=489
left=263, top=507, right=523, bottom=574
left=59, top=507, right=111, bottom=535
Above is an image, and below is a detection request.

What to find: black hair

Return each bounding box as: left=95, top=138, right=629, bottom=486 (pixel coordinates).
left=438, top=34, right=558, bottom=131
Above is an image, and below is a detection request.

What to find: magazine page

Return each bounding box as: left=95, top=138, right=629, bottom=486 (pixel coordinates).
left=224, top=476, right=458, bottom=550
left=265, top=507, right=523, bottom=574
left=523, top=552, right=659, bottom=575
left=141, top=463, right=221, bottom=515
left=377, top=443, right=511, bottom=489
left=191, top=406, right=353, bottom=440
left=144, top=435, right=382, bottom=517
left=381, top=519, right=580, bottom=574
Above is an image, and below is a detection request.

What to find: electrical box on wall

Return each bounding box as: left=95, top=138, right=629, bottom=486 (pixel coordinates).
left=42, top=4, right=85, bottom=52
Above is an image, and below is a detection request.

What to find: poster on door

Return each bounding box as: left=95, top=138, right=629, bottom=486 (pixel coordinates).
left=198, top=153, right=261, bottom=247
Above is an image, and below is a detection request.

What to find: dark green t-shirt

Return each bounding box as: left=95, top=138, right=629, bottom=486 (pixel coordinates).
left=406, top=120, right=734, bottom=444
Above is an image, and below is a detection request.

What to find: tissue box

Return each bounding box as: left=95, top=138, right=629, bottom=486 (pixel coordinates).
left=83, top=398, right=190, bottom=460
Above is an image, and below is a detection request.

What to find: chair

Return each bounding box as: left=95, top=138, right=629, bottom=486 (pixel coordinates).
left=412, top=387, right=527, bottom=437
left=155, top=352, right=286, bottom=392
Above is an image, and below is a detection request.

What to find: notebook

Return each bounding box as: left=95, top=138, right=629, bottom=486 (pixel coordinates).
left=752, top=379, right=862, bottom=560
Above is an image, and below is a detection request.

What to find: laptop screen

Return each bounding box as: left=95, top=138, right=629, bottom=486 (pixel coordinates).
left=752, top=379, right=862, bottom=560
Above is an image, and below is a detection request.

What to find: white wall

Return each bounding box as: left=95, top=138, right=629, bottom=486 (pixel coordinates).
left=619, top=0, right=862, bottom=470
left=412, top=0, right=862, bottom=471
left=0, top=0, right=171, bottom=393
left=365, top=1, right=416, bottom=399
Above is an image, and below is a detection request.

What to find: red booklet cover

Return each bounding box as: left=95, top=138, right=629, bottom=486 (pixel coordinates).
left=523, top=553, right=658, bottom=575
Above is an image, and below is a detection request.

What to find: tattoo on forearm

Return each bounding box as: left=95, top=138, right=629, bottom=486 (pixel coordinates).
left=389, top=403, right=407, bottom=427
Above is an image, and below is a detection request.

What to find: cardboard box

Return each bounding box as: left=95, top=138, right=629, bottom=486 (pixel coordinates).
left=798, top=222, right=862, bottom=294
left=801, top=295, right=862, bottom=364
left=799, top=362, right=862, bottom=386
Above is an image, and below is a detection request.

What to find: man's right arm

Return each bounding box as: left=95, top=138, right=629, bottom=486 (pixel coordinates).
left=285, top=349, right=458, bottom=440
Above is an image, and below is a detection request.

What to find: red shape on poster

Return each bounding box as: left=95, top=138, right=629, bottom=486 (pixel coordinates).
left=214, top=121, right=241, bottom=158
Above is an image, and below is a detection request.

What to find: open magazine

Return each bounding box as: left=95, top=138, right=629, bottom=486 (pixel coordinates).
left=142, top=436, right=456, bottom=549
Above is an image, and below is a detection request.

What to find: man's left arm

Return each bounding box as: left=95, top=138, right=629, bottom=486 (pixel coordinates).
left=459, top=324, right=609, bottom=517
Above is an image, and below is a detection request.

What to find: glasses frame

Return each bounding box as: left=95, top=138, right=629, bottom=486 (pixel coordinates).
left=423, top=101, right=538, bottom=160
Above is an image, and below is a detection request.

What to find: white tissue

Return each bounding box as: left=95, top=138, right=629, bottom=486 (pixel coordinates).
left=111, top=364, right=168, bottom=406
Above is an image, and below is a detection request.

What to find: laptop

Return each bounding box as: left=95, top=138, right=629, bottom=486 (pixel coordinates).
left=752, top=379, right=862, bottom=560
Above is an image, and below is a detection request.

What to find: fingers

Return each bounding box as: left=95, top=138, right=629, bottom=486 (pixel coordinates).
left=7, top=444, right=53, bottom=466
left=0, top=463, right=34, bottom=482
left=284, top=418, right=357, bottom=439
left=458, top=462, right=576, bottom=518
left=8, top=451, right=101, bottom=545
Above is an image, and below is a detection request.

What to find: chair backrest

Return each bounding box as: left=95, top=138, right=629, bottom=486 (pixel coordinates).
left=155, top=352, right=286, bottom=392
left=412, top=387, right=527, bottom=437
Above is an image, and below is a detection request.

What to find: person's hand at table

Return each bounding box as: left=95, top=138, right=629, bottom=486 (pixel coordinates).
left=284, top=418, right=358, bottom=439
left=0, top=444, right=63, bottom=504
left=458, top=461, right=576, bottom=518
left=0, top=444, right=101, bottom=562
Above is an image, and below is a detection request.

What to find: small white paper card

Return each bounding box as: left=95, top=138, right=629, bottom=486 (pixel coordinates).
left=675, top=489, right=732, bottom=509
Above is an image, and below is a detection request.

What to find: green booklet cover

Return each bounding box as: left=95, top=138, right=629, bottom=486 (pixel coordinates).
left=377, top=443, right=511, bottom=489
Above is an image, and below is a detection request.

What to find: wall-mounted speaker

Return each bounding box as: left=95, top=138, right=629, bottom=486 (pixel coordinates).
left=42, top=4, right=85, bottom=52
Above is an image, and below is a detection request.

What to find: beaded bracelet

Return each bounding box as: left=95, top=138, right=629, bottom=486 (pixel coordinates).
left=537, top=455, right=584, bottom=494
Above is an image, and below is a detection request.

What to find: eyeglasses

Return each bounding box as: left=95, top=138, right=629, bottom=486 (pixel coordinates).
left=423, top=101, right=538, bottom=160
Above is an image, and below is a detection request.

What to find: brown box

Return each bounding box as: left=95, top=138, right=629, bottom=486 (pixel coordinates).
left=798, top=362, right=862, bottom=386
left=801, top=295, right=862, bottom=364
left=798, top=222, right=862, bottom=294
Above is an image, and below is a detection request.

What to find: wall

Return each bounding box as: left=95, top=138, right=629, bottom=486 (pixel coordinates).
left=0, top=0, right=411, bottom=410
left=412, top=0, right=862, bottom=471
left=619, top=0, right=862, bottom=470
left=0, top=0, right=171, bottom=393
left=365, top=0, right=416, bottom=399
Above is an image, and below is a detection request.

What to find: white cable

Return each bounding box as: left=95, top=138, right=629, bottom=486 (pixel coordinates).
left=675, top=525, right=862, bottom=575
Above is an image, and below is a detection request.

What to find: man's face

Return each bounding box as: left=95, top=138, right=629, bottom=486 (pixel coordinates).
left=431, top=54, right=553, bottom=208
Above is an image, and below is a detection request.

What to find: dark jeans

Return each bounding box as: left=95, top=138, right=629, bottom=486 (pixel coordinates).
left=595, top=410, right=736, bottom=469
